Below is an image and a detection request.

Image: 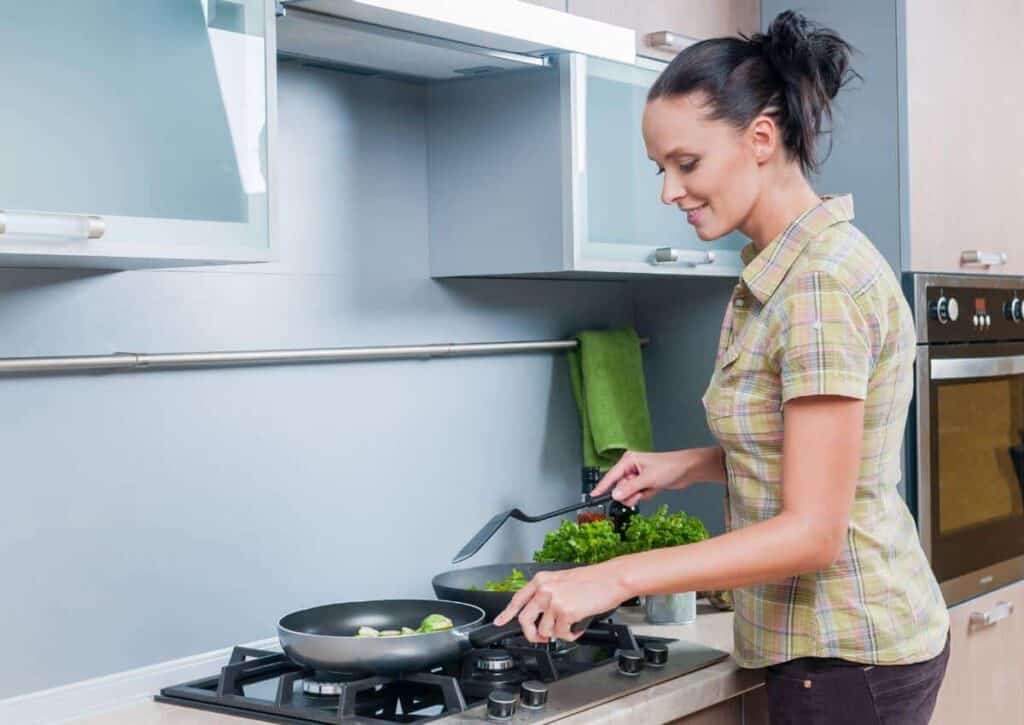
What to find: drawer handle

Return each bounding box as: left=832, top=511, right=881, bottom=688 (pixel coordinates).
left=961, top=249, right=1007, bottom=266
left=970, top=601, right=1014, bottom=627
left=652, top=247, right=715, bottom=267
left=0, top=209, right=105, bottom=241
left=644, top=30, right=697, bottom=53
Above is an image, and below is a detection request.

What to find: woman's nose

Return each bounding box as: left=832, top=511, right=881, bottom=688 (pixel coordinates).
left=661, top=175, right=686, bottom=206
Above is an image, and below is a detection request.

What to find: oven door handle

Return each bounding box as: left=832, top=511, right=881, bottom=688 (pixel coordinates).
left=970, top=601, right=1015, bottom=628
left=931, top=354, right=1024, bottom=380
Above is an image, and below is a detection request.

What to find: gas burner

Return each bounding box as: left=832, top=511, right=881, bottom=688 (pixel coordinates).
left=302, top=678, right=344, bottom=696
left=474, top=650, right=516, bottom=673
left=302, top=669, right=369, bottom=696
left=502, top=636, right=578, bottom=657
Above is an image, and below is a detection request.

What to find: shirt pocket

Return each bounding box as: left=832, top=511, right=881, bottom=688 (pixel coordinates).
left=703, top=344, right=779, bottom=421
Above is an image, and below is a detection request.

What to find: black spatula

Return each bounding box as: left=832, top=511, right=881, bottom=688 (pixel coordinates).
left=451, top=493, right=614, bottom=564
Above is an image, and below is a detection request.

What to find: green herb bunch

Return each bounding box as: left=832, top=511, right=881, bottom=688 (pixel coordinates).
left=620, top=505, right=709, bottom=554
left=533, top=519, right=623, bottom=565
left=533, top=505, right=708, bottom=565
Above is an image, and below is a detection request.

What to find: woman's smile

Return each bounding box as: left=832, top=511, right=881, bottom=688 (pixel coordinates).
left=683, top=202, right=709, bottom=225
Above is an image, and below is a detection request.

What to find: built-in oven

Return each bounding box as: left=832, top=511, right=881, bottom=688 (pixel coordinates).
left=906, top=273, right=1024, bottom=605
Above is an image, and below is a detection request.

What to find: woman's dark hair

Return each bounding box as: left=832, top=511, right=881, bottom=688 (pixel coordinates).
left=647, top=10, right=859, bottom=175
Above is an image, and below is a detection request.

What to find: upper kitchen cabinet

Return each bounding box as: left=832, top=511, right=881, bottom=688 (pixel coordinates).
left=0, top=0, right=276, bottom=270
left=566, top=0, right=761, bottom=60
left=903, top=0, right=1024, bottom=275
left=276, top=0, right=636, bottom=78
left=427, top=54, right=746, bottom=279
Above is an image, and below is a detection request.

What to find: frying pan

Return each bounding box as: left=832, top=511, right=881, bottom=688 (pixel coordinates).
left=432, top=561, right=618, bottom=622
left=278, top=597, right=599, bottom=676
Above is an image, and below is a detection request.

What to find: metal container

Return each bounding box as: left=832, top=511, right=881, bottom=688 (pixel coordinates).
left=643, top=591, right=696, bottom=625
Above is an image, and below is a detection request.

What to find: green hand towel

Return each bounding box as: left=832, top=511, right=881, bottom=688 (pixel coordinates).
left=568, top=327, right=654, bottom=471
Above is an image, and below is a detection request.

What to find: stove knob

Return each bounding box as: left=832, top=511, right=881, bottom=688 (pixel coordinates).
left=520, top=680, right=549, bottom=710
left=486, top=690, right=518, bottom=721
left=618, top=649, right=644, bottom=677
left=643, top=643, right=669, bottom=668
left=1005, top=298, right=1023, bottom=323
left=930, top=296, right=959, bottom=325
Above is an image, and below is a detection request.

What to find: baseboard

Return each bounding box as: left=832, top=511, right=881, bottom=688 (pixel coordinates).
left=0, top=636, right=280, bottom=725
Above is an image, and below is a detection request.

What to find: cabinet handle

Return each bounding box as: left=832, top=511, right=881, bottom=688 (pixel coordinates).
left=970, top=601, right=1014, bottom=627
left=961, top=249, right=1007, bottom=266
left=644, top=31, right=697, bottom=54
left=652, top=248, right=715, bottom=267
left=0, top=210, right=105, bottom=241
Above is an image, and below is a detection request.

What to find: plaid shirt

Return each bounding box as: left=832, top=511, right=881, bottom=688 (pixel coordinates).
left=702, top=195, right=949, bottom=668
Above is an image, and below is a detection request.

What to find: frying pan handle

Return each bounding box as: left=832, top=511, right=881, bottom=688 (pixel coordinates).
left=469, top=615, right=596, bottom=648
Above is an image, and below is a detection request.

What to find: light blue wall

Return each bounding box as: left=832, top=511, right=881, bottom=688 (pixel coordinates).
left=0, top=64, right=636, bottom=698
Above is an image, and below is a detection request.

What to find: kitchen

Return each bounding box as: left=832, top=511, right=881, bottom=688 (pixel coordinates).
left=1, top=1, right=1022, bottom=724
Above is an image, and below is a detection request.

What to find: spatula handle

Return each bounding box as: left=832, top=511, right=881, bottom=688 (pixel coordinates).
left=511, top=493, right=614, bottom=523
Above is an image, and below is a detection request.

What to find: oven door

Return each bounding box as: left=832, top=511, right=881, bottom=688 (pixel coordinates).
left=916, top=342, right=1024, bottom=604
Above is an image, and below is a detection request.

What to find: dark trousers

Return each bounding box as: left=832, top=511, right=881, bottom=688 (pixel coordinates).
left=764, top=633, right=951, bottom=725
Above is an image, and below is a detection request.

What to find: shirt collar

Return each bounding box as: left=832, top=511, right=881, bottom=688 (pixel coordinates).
left=739, top=194, right=855, bottom=305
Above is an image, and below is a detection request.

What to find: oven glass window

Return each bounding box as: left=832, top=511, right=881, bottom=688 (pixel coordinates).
left=936, top=376, right=1024, bottom=534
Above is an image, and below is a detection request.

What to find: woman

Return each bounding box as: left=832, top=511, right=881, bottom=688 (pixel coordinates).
left=495, top=11, right=950, bottom=724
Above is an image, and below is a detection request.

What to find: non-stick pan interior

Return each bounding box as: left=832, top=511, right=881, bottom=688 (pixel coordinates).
left=279, top=599, right=483, bottom=637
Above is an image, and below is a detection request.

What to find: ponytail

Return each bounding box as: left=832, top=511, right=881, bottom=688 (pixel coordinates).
left=647, top=10, right=859, bottom=175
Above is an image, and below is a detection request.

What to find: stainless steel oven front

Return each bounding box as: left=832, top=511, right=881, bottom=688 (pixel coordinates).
left=907, top=273, right=1024, bottom=605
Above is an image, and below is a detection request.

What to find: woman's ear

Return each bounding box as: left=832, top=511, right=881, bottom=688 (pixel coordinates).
left=749, top=114, right=778, bottom=165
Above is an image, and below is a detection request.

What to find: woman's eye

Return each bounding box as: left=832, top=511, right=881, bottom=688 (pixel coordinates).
left=680, top=161, right=698, bottom=173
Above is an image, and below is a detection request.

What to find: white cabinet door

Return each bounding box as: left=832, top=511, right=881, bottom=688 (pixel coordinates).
left=426, top=54, right=745, bottom=279
left=0, top=0, right=276, bottom=269
left=570, top=55, right=746, bottom=275
left=568, top=0, right=761, bottom=60
left=932, top=580, right=1024, bottom=724
left=904, top=0, right=1024, bottom=276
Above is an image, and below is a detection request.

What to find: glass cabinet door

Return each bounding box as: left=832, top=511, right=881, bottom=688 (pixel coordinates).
left=570, top=55, right=745, bottom=275
left=0, top=0, right=273, bottom=267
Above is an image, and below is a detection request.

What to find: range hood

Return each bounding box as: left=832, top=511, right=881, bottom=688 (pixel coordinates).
left=276, top=0, right=635, bottom=81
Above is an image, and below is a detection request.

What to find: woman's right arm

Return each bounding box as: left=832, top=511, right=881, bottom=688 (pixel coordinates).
left=591, top=446, right=727, bottom=508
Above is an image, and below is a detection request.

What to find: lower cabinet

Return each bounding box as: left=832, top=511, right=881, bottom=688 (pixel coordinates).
left=668, top=687, right=769, bottom=725
left=931, top=579, right=1024, bottom=724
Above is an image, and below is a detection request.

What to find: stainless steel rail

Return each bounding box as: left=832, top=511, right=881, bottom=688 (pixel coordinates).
left=0, top=337, right=650, bottom=376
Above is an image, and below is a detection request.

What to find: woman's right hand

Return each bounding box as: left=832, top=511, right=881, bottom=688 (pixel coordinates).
left=591, top=447, right=724, bottom=507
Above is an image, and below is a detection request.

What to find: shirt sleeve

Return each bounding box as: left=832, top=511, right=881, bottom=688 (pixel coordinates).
left=776, top=271, right=873, bottom=404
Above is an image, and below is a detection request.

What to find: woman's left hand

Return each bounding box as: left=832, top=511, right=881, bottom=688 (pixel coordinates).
left=492, top=562, right=633, bottom=643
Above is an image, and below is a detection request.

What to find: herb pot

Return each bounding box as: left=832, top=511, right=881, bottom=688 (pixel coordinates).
left=643, top=591, right=696, bottom=625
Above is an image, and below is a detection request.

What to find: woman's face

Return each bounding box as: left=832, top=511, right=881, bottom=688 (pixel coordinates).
left=642, top=93, right=762, bottom=242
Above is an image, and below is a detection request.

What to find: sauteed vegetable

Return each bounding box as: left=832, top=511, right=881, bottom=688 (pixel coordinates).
left=354, top=613, right=454, bottom=637
left=466, top=567, right=528, bottom=592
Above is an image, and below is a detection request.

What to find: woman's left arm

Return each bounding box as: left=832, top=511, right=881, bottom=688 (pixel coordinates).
left=613, top=394, right=864, bottom=596
left=495, top=394, right=864, bottom=642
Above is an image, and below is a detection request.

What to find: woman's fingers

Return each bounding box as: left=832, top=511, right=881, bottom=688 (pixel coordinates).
left=536, top=604, right=558, bottom=642
left=591, top=451, right=640, bottom=497
left=493, top=579, right=537, bottom=626
left=517, top=598, right=546, bottom=643
left=611, top=471, right=654, bottom=504
left=552, top=612, right=585, bottom=642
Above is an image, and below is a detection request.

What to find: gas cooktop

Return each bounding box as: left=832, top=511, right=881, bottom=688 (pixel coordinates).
left=157, top=618, right=728, bottom=723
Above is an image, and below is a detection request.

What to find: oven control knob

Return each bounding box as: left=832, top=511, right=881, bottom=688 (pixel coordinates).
left=520, top=680, right=549, bottom=710
left=1005, top=298, right=1023, bottom=323
left=487, top=690, right=518, bottom=721
left=618, top=649, right=645, bottom=676
left=930, top=296, right=959, bottom=325
left=643, top=643, right=669, bottom=668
